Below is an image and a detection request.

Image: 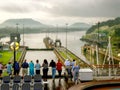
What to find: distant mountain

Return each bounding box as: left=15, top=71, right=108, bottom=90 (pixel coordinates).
left=0, top=18, right=49, bottom=28
left=70, top=22, right=91, bottom=29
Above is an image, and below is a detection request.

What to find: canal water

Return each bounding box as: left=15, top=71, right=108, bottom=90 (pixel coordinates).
left=1, top=30, right=86, bottom=66
left=22, top=31, right=86, bottom=61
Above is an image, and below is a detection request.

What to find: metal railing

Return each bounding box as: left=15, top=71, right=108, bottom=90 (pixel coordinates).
left=92, top=64, right=120, bottom=76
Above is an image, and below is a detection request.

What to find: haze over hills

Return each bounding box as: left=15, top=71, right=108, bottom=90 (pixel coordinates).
left=0, top=18, right=91, bottom=36
left=0, top=18, right=49, bottom=28
left=0, top=18, right=90, bottom=37
left=70, top=22, right=91, bottom=29
left=0, top=18, right=91, bottom=29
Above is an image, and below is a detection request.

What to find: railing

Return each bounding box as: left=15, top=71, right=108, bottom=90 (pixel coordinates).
left=92, top=64, right=120, bottom=76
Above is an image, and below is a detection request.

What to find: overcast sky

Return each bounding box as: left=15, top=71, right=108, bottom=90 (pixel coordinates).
left=0, top=0, right=120, bottom=25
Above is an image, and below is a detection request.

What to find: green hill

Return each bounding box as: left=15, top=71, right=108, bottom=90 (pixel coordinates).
left=86, top=17, right=120, bottom=34
left=82, top=17, right=120, bottom=54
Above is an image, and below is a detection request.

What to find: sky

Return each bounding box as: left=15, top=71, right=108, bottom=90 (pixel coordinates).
left=0, top=0, right=120, bottom=26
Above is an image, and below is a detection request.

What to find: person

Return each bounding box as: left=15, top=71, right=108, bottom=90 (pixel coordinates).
left=35, top=59, right=41, bottom=75
left=72, top=62, right=80, bottom=84
left=0, top=62, right=3, bottom=77
left=71, top=59, right=75, bottom=76
left=64, top=59, right=71, bottom=75
left=71, top=59, right=75, bottom=68
left=13, top=61, right=20, bottom=75
left=56, top=59, right=62, bottom=80
left=42, top=59, right=48, bottom=81
left=29, top=61, right=34, bottom=76
left=64, top=59, right=72, bottom=80
left=6, top=62, right=12, bottom=76
left=21, top=59, right=29, bottom=77
left=49, top=60, right=56, bottom=81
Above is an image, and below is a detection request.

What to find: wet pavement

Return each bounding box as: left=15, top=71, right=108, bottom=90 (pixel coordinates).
left=17, top=66, right=75, bottom=90
left=0, top=76, right=75, bottom=90
left=43, top=78, right=74, bottom=90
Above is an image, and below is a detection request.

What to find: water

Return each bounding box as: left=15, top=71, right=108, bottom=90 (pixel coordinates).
left=1, top=31, right=86, bottom=63
left=23, top=31, right=86, bottom=61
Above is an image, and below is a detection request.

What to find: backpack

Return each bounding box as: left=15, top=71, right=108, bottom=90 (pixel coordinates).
left=15, top=62, right=19, bottom=70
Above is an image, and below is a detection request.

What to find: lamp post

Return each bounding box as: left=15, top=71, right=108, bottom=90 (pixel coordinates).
left=16, top=23, right=19, bottom=33
left=98, top=22, right=100, bottom=46
left=13, top=42, right=16, bottom=71
left=10, top=41, right=19, bottom=75
left=23, top=24, right=25, bottom=46
left=66, top=23, right=68, bottom=58
left=56, top=24, right=58, bottom=40
left=96, top=22, right=100, bottom=75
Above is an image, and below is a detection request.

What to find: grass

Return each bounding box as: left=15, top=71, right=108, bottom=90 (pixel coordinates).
left=2, top=70, right=9, bottom=77
left=0, top=50, right=13, bottom=65
left=59, top=51, right=77, bottom=61
left=0, top=50, right=22, bottom=65
left=58, top=49, right=89, bottom=68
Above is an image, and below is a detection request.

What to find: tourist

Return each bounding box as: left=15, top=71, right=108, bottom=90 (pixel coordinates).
left=13, top=61, right=20, bottom=75
left=71, top=59, right=75, bottom=68
left=42, top=59, right=48, bottom=81
left=64, top=59, right=72, bottom=80
left=56, top=59, right=62, bottom=80
left=6, top=61, right=12, bottom=76
left=0, top=62, right=3, bottom=76
left=29, top=60, right=34, bottom=76
left=71, top=59, right=75, bottom=76
left=49, top=60, right=56, bottom=81
left=64, top=59, right=71, bottom=75
left=21, top=59, right=29, bottom=77
left=35, top=59, right=41, bottom=75
left=72, top=62, right=80, bottom=84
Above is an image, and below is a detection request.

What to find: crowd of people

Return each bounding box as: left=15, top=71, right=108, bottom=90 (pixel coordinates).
left=0, top=58, right=80, bottom=84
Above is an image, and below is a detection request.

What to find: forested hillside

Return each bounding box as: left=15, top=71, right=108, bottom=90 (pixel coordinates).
left=82, top=17, right=120, bottom=55
left=86, top=17, right=120, bottom=34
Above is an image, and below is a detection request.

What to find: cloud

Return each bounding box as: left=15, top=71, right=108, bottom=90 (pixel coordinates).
left=43, top=0, right=120, bottom=17
left=0, top=5, right=31, bottom=13
left=0, top=0, right=49, bottom=13
left=0, top=0, right=120, bottom=18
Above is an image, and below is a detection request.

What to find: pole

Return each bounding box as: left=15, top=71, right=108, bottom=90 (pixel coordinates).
left=13, top=42, right=16, bottom=75
left=16, top=23, right=19, bottom=33
left=66, top=23, right=68, bottom=58
left=56, top=24, right=58, bottom=40
left=23, top=24, right=24, bottom=46
left=97, top=22, right=100, bottom=75
left=98, top=22, right=100, bottom=45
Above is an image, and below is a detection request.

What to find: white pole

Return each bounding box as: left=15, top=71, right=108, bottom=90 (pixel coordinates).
left=108, top=36, right=113, bottom=76
left=96, top=45, right=99, bottom=75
